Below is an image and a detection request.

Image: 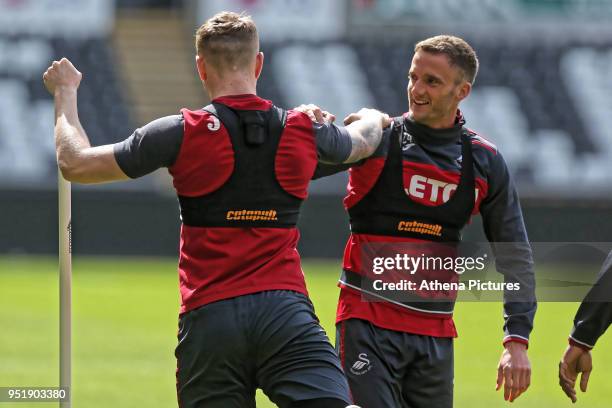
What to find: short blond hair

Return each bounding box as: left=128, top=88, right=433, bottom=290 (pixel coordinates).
left=195, top=11, right=259, bottom=71
left=415, top=35, right=479, bottom=84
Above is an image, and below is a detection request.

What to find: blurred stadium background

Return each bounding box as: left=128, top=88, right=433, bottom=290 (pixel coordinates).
left=1, top=0, right=612, bottom=407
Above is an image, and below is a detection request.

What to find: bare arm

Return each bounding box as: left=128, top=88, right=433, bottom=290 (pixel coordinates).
left=343, top=108, right=390, bottom=163
left=43, top=58, right=128, bottom=184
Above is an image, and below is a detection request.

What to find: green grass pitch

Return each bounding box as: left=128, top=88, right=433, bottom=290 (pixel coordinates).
left=1, top=256, right=611, bottom=407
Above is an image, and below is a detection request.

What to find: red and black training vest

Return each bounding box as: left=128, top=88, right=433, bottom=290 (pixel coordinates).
left=340, top=116, right=476, bottom=319
left=169, top=95, right=317, bottom=313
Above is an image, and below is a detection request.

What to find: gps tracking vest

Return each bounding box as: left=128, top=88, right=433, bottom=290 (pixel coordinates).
left=348, top=117, right=475, bottom=241
left=343, top=116, right=476, bottom=314
left=178, top=103, right=302, bottom=228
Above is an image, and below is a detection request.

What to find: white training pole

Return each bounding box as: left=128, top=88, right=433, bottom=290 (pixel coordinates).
left=58, top=172, right=72, bottom=407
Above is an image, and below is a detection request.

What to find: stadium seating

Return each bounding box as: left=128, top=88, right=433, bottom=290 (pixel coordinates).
left=0, top=34, right=132, bottom=187
left=2, top=7, right=611, bottom=194
left=257, top=37, right=612, bottom=192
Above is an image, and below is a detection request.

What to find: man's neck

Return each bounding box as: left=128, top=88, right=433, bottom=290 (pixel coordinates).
left=408, top=112, right=458, bottom=130
left=206, top=78, right=257, bottom=100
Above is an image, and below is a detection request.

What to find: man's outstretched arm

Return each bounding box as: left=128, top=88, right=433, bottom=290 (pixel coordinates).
left=43, top=58, right=129, bottom=184
left=295, top=104, right=390, bottom=164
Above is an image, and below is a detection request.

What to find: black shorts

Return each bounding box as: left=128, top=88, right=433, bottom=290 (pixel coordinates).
left=337, top=318, right=454, bottom=408
left=176, top=290, right=351, bottom=408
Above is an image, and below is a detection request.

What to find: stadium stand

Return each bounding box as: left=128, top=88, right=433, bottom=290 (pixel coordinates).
left=0, top=4, right=205, bottom=190
left=350, top=0, right=612, bottom=23
left=113, top=9, right=205, bottom=126
left=3, top=0, right=612, bottom=257
left=257, top=37, right=612, bottom=193
left=2, top=0, right=610, bottom=193
left=272, top=43, right=375, bottom=122
left=0, top=34, right=132, bottom=187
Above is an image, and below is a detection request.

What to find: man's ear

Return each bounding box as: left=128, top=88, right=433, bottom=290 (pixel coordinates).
left=254, top=52, right=264, bottom=79
left=196, top=54, right=207, bottom=82
left=457, top=81, right=471, bottom=102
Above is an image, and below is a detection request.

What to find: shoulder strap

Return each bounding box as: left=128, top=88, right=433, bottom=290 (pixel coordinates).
left=272, top=105, right=287, bottom=127
left=203, top=103, right=287, bottom=146
left=203, top=103, right=248, bottom=144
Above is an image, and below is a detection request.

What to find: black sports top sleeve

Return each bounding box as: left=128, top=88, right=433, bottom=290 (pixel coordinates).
left=479, top=151, right=537, bottom=344
left=113, top=115, right=184, bottom=178
left=570, top=251, right=612, bottom=348
left=313, top=122, right=352, bottom=164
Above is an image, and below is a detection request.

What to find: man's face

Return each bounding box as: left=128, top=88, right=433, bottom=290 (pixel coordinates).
left=407, top=50, right=469, bottom=129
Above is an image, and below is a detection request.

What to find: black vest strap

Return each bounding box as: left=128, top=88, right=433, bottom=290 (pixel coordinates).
left=340, top=269, right=455, bottom=314
left=178, top=103, right=301, bottom=228
left=207, top=103, right=287, bottom=146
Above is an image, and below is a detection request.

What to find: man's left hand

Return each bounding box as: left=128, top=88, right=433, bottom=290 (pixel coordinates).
left=344, top=108, right=391, bottom=128
left=559, top=344, right=592, bottom=403
left=496, top=342, right=531, bottom=402
left=294, top=104, right=336, bottom=124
